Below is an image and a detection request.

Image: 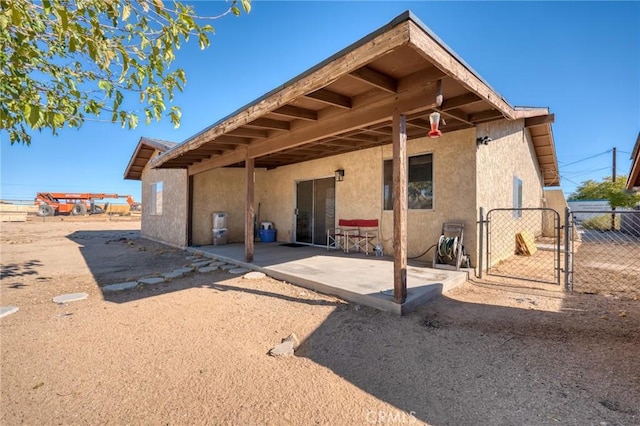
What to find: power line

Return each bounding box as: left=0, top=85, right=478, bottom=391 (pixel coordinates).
left=559, top=149, right=612, bottom=167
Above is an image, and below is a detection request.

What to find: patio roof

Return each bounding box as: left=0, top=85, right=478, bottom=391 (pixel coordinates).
left=149, top=10, right=560, bottom=186
left=626, top=131, right=640, bottom=191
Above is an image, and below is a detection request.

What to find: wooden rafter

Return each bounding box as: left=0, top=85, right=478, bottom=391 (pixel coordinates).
left=245, top=118, right=290, bottom=130
left=271, top=105, right=318, bottom=121
left=349, top=66, right=397, bottom=93
left=305, top=88, right=352, bottom=109
left=227, top=128, right=269, bottom=139
left=468, top=109, right=504, bottom=123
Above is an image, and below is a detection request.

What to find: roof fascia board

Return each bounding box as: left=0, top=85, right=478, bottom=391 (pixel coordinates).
left=627, top=132, right=640, bottom=190
left=124, top=137, right=175, bottom=180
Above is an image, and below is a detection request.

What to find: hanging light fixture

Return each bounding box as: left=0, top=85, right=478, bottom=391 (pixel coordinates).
left=428, top=111, right=442, bottom=138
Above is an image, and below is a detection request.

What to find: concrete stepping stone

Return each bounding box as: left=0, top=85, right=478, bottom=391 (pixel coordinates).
left=0, top=306, right=19, bottom=318
left=192, top=260, right=211, bottom=269
left=208, top=261, right=226, bottom=267
left=243, top=271, right=266, bottom=280
left=103, top=282, right=138, bottom=293
left=53, top=293, right=88, bottom=304
left=229, top=267, right=249, bottom=274
left=198, top=266, right=219, bottom=273
left=138, top=277, right=164, bottom=286
left=162, top=268, right=193, bottom=281
left=220, top=264, right=236, bottom=271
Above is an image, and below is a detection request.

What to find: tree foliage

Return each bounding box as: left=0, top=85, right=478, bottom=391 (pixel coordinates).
left=0, top=0, right=251, bottom=145
left=568, top=175, right=640, bottom=209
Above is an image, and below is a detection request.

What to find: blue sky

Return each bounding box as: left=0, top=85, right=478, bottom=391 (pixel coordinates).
left=1, top=1, right=638, bottom=202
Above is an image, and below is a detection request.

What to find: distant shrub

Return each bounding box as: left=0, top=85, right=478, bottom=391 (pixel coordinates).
left=581, top=214, right=620, bottom=231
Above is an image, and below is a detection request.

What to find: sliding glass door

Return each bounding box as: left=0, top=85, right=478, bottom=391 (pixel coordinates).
left=295, top=177, right=335, bottom=245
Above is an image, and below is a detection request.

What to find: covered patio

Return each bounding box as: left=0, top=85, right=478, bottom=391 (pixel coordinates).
left=146, top=11, right=556, bottom=310
left=188, top=243, right=467, bottom=315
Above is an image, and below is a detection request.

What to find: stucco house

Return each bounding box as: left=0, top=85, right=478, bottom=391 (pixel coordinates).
left=124, top=11, right=559, bottom=302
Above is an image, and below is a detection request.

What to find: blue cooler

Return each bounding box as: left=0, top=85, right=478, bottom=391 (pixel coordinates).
left=259, top=228, right=276, bottom=242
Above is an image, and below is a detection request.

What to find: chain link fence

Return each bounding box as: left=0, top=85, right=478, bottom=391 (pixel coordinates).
left=483, top=208, right=561, bottom=285
left=568, top=208, right=640, bottom=298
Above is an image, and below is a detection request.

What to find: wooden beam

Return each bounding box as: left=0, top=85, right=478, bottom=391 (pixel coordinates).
left=349, top=66, right=397, bottom=93
left=188, top=74, right=440, bottom=174
left=271, top=105, right=318, bottom=121
left=227, top=128, right=269, bottom=139
left=245, top=118, right=290, bottom=131
left=305, top=88, right=352, bottom=109
left=525, top=114, right=555, bottom=128
left=151, top=21, right=411, bottom=168
left=249, top=81, right=440, bottom=159
left=436, top=108, right=474, bottom=126
left=440, top=93, right=483, bottom=111
left=214, top=136, right=252, bottom=145
left=392, top=110, right=407, bottom=305
left=407, top=118, right=430, bottom=130
left=245, top=157, right=255, bottom=262
left=188, top=147, right=247, bottom=175
left=469, top=109, right=505, bottom=123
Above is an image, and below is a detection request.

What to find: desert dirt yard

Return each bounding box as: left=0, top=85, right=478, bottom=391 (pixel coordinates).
left=1, top=217, right=639, bottom=425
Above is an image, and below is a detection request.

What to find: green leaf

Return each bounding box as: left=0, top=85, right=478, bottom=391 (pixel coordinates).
left=231, top=5, right=240, bottom=16
left=27, top=104, right=40, bottom=128
left=241, top=0, right=252, bottom=13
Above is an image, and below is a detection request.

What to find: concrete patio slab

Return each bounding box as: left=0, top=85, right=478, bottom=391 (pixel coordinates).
left=189, top=243, right=468, bottom=315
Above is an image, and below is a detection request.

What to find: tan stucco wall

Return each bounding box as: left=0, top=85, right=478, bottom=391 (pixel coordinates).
left=543, top=189, right=568, bottom=237
left=141, top=155, right=188, bottom=247
left=191, top=168, right=255, bottom=245
left=190, top=128, right=479, bottom=263
left=476, top=120, right=545, bottom=266
left=185, top=119, right=549, bottom=270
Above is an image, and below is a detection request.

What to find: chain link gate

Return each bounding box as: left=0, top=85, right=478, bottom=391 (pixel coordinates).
left=480, top=208, right=562, bottom=285
left=565, top=208, right=640, bottom=298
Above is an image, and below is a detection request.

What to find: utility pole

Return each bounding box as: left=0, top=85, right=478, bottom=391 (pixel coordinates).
left=611, top=147, right=617, bottom=231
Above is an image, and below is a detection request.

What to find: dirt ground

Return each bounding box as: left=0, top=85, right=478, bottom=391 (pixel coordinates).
left=1, top=217, right=639, bottom=425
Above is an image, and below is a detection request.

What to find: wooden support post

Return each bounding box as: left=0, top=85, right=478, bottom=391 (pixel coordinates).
left=392, top=110, right=407, bottom=304
left=245, top=158, right=255, bottom=262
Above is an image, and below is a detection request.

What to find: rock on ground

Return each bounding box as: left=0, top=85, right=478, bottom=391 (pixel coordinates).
left=52, top=293, right=88, bottom=304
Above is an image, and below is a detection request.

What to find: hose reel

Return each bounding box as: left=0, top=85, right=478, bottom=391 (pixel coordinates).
left=433, top=223, right=467, bottom=271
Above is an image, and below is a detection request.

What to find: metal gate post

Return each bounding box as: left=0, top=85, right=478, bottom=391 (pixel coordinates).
left=478, top=207, right=484, bottom=279
left=556, top=210, right=561, bottom=286
left=564, top=207, right=571, bottom=291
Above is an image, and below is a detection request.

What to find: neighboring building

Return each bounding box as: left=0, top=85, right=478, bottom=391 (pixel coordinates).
left=124, top=137, right=187, bottom=247
left=124, top=11, right=560, bottom=279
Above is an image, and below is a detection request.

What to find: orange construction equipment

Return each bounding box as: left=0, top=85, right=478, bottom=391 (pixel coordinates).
left=35, top=193, right=139, bottom=217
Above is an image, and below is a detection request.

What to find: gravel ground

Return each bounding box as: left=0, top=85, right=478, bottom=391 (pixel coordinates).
left=1, top=217, right=638, bottom=425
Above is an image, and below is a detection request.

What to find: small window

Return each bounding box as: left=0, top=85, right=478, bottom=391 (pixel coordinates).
left=513, top=176, right=522, bottom=218
left=383, top=153, right=433, bottom=210
left=150, top=182, right=163, bottom=215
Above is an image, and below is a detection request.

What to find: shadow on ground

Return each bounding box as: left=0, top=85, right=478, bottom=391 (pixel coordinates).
left=296, top=293, right=639, bottom=425
left=69, top=230, right=639, bottom=425
left=1, top=260, right=42, bottom=280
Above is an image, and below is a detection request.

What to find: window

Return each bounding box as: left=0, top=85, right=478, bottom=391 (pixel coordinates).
left=383, top=153, right=433, bottom=210
left=513, top=176, right=522, bottom=218
left=150, top=181, right=163, bottom=215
